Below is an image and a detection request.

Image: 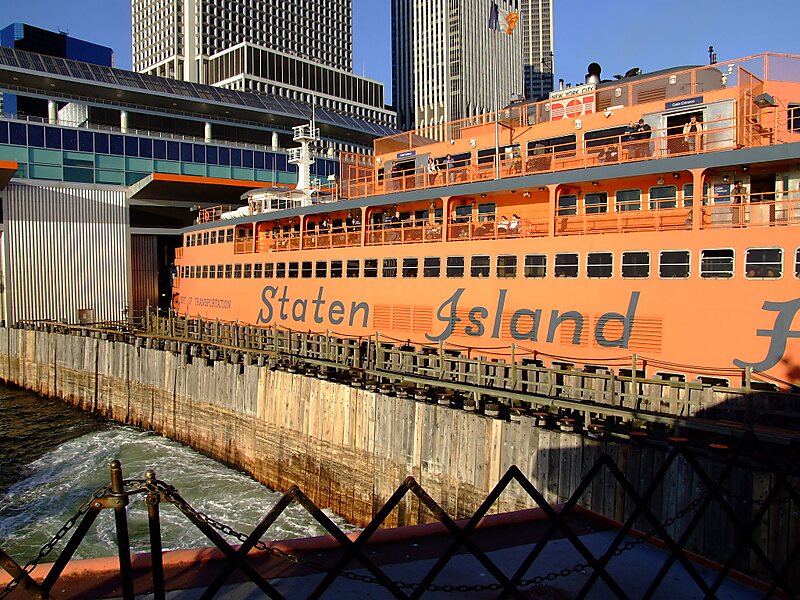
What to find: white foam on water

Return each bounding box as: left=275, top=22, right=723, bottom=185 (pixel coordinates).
left=0, top=426, right=356, bottom=561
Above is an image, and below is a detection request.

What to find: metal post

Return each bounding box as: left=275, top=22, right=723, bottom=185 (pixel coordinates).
left=510, top=344, right=517, bottom=390
left=110, top=460, right=134, bottom=600
left=144, top=470, right=165, bottom=600
left=631, top=353, right=638, bottom=410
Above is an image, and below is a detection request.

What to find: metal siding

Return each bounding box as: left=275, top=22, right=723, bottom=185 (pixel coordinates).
left=130, top=234, right=159, bottom=317
left=4, top=182, right=129, bottom=323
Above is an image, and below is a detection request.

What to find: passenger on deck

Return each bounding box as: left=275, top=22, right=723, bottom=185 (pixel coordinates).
left=498, top=215, right=510, bottom=234
left=597, top=145, right=618, bottom=163
left=731, top=180, right=746, bottom=226
left=624, top=122, right=638, bottom=157
left=427, top=157, right=438, bottom=186
left=636, top=118, right=652, bottom=157
left=509, top=214, right=521, bottom=235
left=683, top=116, right=703, bottom=152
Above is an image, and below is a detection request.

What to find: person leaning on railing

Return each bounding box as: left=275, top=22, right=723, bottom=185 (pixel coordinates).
left=683, top=116, right=704, bottom=152
left=731, top=180, right=746, bottom=227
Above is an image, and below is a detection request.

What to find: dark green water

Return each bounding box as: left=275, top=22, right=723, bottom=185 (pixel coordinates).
left=0, top=384, right=353, bottom=563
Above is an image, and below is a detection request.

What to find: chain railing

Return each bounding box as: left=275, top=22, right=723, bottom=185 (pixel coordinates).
left=1, top=431, right=797, bottom=599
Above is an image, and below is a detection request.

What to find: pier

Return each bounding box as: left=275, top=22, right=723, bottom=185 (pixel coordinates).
left=0, top=317, right=798, bottom=593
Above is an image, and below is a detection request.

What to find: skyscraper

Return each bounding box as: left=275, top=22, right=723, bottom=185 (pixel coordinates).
left=132, top=0, right=352, bottom=80
left=131, top=0, right=394, bottom=128
left=392, top=0, right=523, bottom=132
left=520, top=0, right=553, bottom=100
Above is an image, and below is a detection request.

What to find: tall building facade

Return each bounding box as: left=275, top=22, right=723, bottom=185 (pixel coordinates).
left=520, top=0, right=553, bottom=100
left=131, top=0, right=394, bottom=128
left=132, top=0, right=352, bottom=78
left=392, top=0, right=523, bottom=132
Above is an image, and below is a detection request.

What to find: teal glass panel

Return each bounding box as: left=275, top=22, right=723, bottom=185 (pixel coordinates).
left=95, top=155, right=125, bottom=169
left=154, top=160, right=180, bottom=174
left=95, top=169, right=125, bottom=185
left=63, top=167, right=94, bottom=183
left=62, top=151, right=94, bottom=167
left=181, top=163, right=204, bottom=176
left=231, top=167, right=254, bottom=181
left=28, top=148, right=61, bottom=165
left=207, top=165, right=231, bottom=179
left=28, top=164, right=62, bottom=180
left=125, top=157, right=152, bottom=171
left=0, top=144, right=29, bottom=162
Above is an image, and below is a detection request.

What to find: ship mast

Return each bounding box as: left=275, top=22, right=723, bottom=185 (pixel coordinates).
left=288, top=101, right=320, bottom=205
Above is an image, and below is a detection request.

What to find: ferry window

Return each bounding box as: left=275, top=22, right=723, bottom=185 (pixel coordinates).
left=210, top=230, right=217, bottom=244
left=700, top=249, right=734, bottom=279
left=745, top=248, right=782, bottom=278
left=527, top=135, right=576, bottom=155
left=423, top=257, right=441, bottom=277
left=497, top=255, right=517, bottom=278
left=226, top=228, right=234, bottom=243
left=681, top=183, right=708, bottom=207
left=316, top=261, right=327, bottom=278
left=254, top=263, right=262, bottom=278
left=524, top=254, right=547, bottom=278
left=382, top=258, right=397, bottom=277
left=584, top=192, right=608, bottom=214
left=471, top=255, right=490, bottom=278
left=555, top=253, right=579, bottom=277
left=477, top=147, right=498, bottom=165
left=203, top=232, right=209, bottom=245
left=585, top=126, right=628, bottom=148
left=587, top=252, right=613, bottom=278
left=346, top=260, right=360, bottom=278
left=796, top=249, right=800, bottom=278
left=264, top=262, right=274, bottom=278
left=202, top=265, right=209, bottom=278
left=217, top=265, right=224, bottom=279
left=558, top=195, right=577, bottom=216
left=234, top=264, right=243, bottom=279
left=403, top=257, right=419, bottom=278
left=187, top=266, right=193, bottom=278
left=453, top=204, right=472, bottom=223
left=659, top=250, right=690, bottom=278
left=331, top=260, right=343, bottom=278
left=244, top=264, right=252, bottom=278
left=622, top=251, right=650, bottom=278
left=276, top=263, right=286, bottom=278
left=302, top=261, right=313, bottom=278
left=364, top=259, right=378, bottom=278
left=616, top=189, right=641, bottom=212
left=478, top=203, right=496, bottom=221
left=649, top=185, right=677, bottom=210
left=288, top=262, right=299, bottom=278
left=788, top=103, right=800, bottom=132
left=208, top=265, right=215, bottom=279
left=447, top=256, right=465, bottom=278
left=225, top=264, right=233, bottom=279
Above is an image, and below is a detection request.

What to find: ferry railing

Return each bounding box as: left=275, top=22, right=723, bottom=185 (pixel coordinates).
left=701, top=190, right=800, bottom=230
left=345, top=108, right=794, bottom=201
left=3, top=440, right=798, bottom=599
left=555, top=205, right=693, bottom=236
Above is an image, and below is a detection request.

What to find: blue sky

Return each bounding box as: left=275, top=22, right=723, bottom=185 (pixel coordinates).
left=3, top=0, right=798, bottom=106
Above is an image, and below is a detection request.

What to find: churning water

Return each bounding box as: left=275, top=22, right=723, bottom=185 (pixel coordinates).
left=0, top=385, right=354, bottom=563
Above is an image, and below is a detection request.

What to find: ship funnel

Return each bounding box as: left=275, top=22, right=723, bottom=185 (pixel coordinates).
left=585, top=62, right=601, bottom=85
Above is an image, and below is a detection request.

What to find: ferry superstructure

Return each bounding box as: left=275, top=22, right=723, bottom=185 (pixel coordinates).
left=174, top=53, right=800, bottom=387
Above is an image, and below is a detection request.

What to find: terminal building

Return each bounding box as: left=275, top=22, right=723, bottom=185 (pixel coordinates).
left=0, top=31, right=396, bottom=326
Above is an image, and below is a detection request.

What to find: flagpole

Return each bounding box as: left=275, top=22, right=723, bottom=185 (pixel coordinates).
left=493, top=22, right=500, bottom=179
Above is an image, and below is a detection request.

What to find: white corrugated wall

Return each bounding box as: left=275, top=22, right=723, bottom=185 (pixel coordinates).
left=2, top=181, right=129, bottom=324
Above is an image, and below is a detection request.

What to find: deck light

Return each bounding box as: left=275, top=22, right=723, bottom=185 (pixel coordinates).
left=591, top=181, right=599, bottom=186
left=753, top=93, right=777, bottom=109
left=673, top=173, right=681, bottom=179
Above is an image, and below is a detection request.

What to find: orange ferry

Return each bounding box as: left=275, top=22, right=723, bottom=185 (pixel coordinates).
left=174, top=53, right=800, bottom=388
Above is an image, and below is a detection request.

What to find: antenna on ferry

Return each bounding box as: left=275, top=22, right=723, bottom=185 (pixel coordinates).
left=708, top=45, right=717, bottom=65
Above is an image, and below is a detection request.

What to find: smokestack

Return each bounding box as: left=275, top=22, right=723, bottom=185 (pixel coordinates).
left=585, top=62, right=601, bottom=85
left=558, top=78, right=564, bottom=90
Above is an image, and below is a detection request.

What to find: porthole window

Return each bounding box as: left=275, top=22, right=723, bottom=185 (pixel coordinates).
left=659, top=250, right=690, bottom=278
left=524, top=254, right=547, bottom=278
left=621, top=251, right=650, bottom=278
left=700, top=249, right=734, bottom=279
left=554, top=253, right=578, bottom=278
left=587, top=252, right=613, bottom=278
left=745, top=248, right=782, bottom=278
left=471, top=255, right=490, bottom=278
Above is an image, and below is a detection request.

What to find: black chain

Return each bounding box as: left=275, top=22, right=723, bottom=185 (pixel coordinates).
left=0, top=486, right=111, bottom=600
